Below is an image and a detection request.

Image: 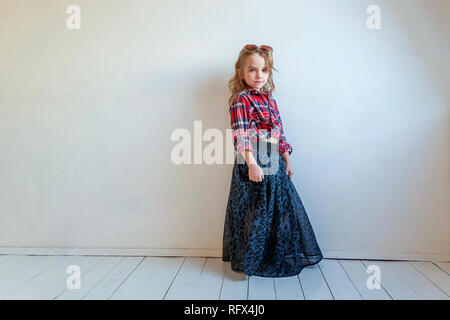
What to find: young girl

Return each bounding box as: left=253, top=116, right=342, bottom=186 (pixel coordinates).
left=222, top=44, right=323, bottom=277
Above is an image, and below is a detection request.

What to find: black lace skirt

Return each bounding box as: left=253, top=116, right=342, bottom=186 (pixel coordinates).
left=222, top=140, right=323, bottom=277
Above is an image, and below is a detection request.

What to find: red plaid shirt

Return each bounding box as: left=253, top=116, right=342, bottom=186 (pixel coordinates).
left=229, top=88, right=293, bottom=156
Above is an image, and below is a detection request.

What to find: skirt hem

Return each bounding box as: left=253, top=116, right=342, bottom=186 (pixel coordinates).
left=222, top=254, right=323, bottom=278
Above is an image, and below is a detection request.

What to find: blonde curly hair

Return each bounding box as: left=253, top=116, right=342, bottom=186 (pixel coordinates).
left=227, top=46, right=278, bottom=107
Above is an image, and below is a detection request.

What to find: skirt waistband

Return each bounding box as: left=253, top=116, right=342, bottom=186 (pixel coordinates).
left=237, top=141, right=281, bottom=174
left=251, top=140, right=279, bottom=155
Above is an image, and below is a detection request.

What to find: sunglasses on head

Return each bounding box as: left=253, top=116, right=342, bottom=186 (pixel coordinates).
left=243, top=44, right=273, bottom=54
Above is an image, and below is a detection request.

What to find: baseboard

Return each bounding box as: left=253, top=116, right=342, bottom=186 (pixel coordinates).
left=0, top=247, right=448, bottom=262
left=322, top=250, right=449, bottom=262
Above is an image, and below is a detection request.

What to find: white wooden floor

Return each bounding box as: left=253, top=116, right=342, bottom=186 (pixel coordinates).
left=0, top=255, right=449, bottom=300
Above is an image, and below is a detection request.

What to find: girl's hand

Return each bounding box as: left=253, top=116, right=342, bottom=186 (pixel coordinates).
left=248, top=164, right=265, bottom=182
left=285, top=160, right=294, bottom=178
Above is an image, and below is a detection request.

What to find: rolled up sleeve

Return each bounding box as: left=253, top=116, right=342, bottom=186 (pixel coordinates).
left=278, top=119, right=293, bottom=156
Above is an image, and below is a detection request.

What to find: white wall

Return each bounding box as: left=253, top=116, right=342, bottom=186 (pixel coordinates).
left=0, top=0, right=448, bottom=260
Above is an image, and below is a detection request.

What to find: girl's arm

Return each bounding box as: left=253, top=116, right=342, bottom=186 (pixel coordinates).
left=230, top=96, right=265, bottom=181
left=230, top=95, right=256, bottom=165
left=242, top=150, right=258, bottom=166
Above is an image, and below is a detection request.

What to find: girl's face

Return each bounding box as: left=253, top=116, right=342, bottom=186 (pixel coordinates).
left=239, top=53, right=270, bottom=91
